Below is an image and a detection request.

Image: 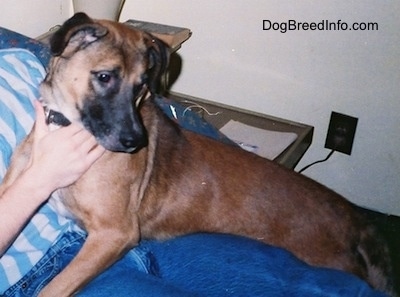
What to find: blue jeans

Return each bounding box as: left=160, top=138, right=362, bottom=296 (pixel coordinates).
left=2, top=232, right=193, bottom=297
left=3, top=232, right=387, bottom=297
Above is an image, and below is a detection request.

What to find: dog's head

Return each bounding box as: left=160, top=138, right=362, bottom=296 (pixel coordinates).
left=40, top=12, right=169, bottom=153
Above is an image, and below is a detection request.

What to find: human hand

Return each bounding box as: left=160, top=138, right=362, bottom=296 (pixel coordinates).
left=25, top=101, right=105, bottom=195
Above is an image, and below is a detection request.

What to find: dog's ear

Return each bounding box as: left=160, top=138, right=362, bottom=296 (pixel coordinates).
left=144, top=33, right=170, bottom=93
left=50, top=12, right=108, bottom=57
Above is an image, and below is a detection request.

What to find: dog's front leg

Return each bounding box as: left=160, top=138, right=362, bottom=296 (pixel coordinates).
left=38, top=224, right=140, bottom=297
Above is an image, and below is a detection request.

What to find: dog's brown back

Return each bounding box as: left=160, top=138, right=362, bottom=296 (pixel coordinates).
left=135, top=98, right=394, bottom=295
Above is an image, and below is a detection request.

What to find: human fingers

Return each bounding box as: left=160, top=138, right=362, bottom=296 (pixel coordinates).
left=74, top=128, right=101, bottom=151
left=37, top=123, right=89, bottom=152
left=34, top=100, right=46, bottom=121
left=80, top=143, right=106, bottom=170
left=56, top=127, right=104, bottom=168
left=51, top=123, right=85, bottom=139
left=50, top=137, right=104, bottom=189
left=31, top=102, right=83, bottom=144
left=52, top=126, right=100, bottom=159
left=32, top=100, right=48, bottom=139
left=29, top=131, right=104, bottom=190
left=71, top=130, right=106, bottom=170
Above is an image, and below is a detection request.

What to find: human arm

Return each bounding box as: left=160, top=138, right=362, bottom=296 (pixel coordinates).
left=0, top=101, right=105, bottom=255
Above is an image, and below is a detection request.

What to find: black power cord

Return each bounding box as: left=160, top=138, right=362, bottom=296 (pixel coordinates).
left=298, top=150, right=335, bottom=174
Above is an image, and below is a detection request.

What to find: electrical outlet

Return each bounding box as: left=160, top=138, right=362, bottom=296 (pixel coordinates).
left=324, top=112, right=358, bottom=155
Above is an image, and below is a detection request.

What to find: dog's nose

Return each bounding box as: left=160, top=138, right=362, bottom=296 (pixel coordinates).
left=120, top=136, right=136, bottom=148
left=119, top=133, right=147, bottom=152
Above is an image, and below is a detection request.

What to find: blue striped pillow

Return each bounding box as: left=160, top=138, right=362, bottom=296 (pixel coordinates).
left=0, top=48, right=78, bottom=292
left=0, top=48, right=45, bottom=179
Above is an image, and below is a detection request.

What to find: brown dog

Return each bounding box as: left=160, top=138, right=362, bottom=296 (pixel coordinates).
left=1, top=13, right=395, bottom=296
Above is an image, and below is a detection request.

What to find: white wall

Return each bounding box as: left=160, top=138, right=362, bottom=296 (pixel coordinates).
left=0, top=0, right=71, bottom=37
left=0, top=1, right=399, bottom=215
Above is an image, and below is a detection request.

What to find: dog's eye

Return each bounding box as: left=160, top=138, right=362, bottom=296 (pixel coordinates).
left=97, top=72, right=112, bottom=83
